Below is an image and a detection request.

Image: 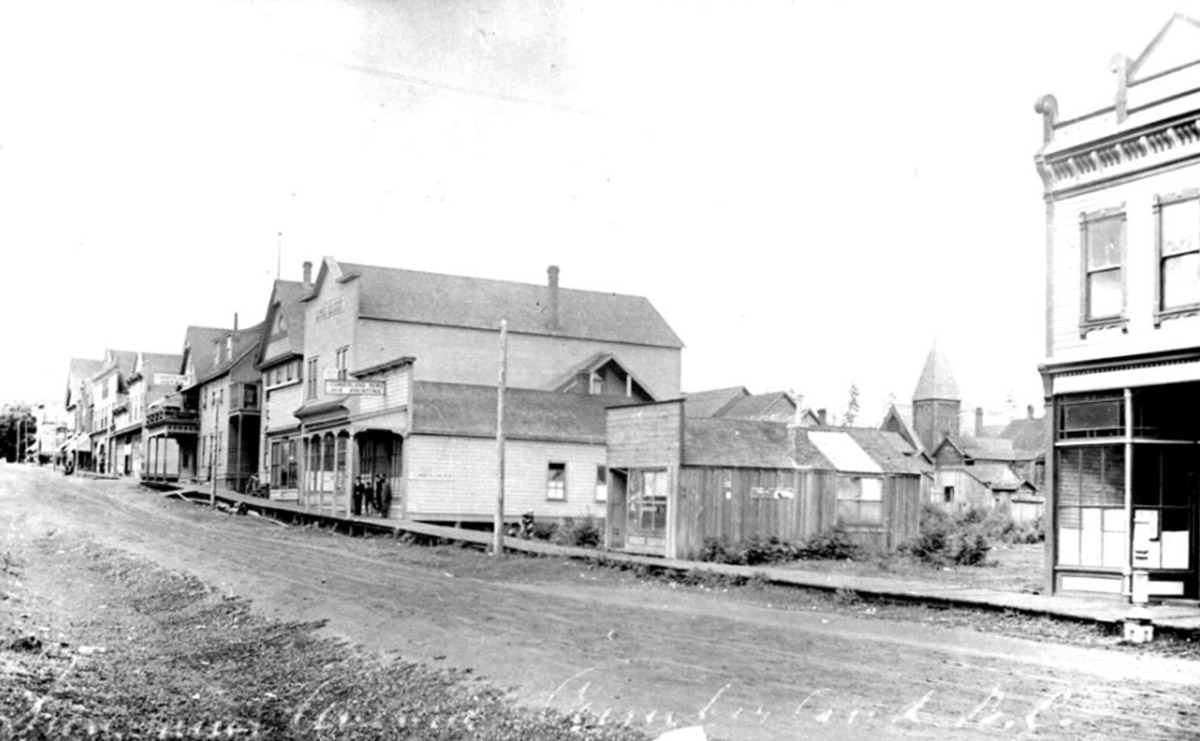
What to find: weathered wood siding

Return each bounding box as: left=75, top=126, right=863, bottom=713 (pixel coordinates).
left=606, top=402, right=682, bottom=470
left=405, top=434, right=607, bottom=521
left=671, top=468, right=922, bottom=558
left=355, top=365, right=410, bottom=416
left=356, top=319, right=682, bottom=399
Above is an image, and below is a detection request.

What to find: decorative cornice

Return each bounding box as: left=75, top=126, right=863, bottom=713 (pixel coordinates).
left=1040, top=115, right=1200, bottom=197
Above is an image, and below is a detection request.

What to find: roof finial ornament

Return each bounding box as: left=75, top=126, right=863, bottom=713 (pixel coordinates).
left=1111, top=54, right=1131, bottom=124
left=1034, top=94, right=1058, bottom=144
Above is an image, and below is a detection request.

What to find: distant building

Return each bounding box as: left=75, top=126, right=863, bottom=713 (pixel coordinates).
left=882, top=343, right=1044, bottom=521
left=279, top=257, right=683, bottom=524
left=684, top=386, right=821, bottom=425
left=1035, top=14, right=1200, bottom=598
left=604, top=399, right=927, bottom=558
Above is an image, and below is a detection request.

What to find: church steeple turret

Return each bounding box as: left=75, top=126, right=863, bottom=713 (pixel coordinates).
left=912, top=341, right=961, bottom=450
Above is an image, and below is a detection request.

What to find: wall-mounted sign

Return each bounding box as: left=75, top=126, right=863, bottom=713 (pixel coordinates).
left=315, top=297, right=344, bottom=322
left=751, top=487, right=795, bottom=500
left=153, top=373, right=193, bottom=387
left=325, top=379, right=385, bottom=396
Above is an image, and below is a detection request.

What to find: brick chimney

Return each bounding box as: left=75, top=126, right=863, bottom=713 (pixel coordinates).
left=817, top=408, right=827, bottom=426
left=546, top=265, right=560, bottom=330
left=303, top=261, right=313, bottom=289
left=975, top=406, right=983, bottom=437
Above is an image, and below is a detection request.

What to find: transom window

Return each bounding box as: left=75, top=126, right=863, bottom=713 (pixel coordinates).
left=1083, top=212, right=1125, bottom=322
left=1158, top=196, right=1200, bottom=313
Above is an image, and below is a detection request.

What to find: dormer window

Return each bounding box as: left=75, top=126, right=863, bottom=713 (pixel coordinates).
left=589, top=371, right=605, bottom=396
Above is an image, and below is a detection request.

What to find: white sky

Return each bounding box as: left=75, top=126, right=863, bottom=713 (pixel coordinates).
left=2, top=0, right=1196, bottom=423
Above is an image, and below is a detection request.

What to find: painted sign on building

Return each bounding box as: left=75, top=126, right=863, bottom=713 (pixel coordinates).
left=153, top=373, right=193, bottom=387
left=325, top=379, right=385, bottom=396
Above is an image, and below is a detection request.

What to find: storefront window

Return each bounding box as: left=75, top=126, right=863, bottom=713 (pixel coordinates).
left=1056, top=445, right=1125, bottom=568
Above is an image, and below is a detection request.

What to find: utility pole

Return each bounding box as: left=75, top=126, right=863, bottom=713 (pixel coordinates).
left=493, top=320, right=508, bottom=557
left=210, top=393, right=220, bottom=508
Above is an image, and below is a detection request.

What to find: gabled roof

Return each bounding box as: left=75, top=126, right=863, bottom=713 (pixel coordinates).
left=719, top=392, right=797, bottom=422
left=181, top=326, right=230, bottom=377
left=334, top=259, right=683, bottom=349
left=551, top=352, right=656, bottom=400
left=65, top=358, right=104, bottom=406
left=683, top=418, right=795, bottom=468
left=881, top=403, right=925, bottom=455
left=937, top=435, right=1041, bottom=463
left=683, top=387, right=749, bottom=418
left=193, top=323, right=266, bottom=387
left=963, top=463, right=1034, bottom=493
left=410, top=382, right=619, bottom=443
left=843, top=427, right=932, bottom=476
left=913, top=341, right=959, bottom=402
left=257, top=279, right=307, bottom=369
left=1129, top=13, right=1200, bottom=83
left=997, top=417, right=1045, bottom=456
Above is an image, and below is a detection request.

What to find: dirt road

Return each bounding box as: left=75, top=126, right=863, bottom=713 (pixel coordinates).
left=3, top=466, right=1199, bottom=740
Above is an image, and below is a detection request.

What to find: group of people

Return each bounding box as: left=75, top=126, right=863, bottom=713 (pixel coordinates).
left=352, top=472, right=392, bottom=517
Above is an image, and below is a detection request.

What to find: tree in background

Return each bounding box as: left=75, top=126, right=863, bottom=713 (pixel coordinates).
left=0, top=403, right=37, bottom=463
left=843, top=381, right=860, bottom=427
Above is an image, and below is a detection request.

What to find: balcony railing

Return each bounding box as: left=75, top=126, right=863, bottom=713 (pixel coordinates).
left=145, top=407, right=200, bottom=428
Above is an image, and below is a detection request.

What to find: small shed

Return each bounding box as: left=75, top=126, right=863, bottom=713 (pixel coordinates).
left=605, top=400, right=927, bottom=559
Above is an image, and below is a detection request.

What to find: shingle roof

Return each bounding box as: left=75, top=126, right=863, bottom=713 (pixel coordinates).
left=339, top=261, right=683, bottom=349
left=682, top=419, right=795, bottom=468
left=843, top=428, right=932, bottom=475
left=142, top=353, right=183, bottom=372
left=998, top=417, right=1045, bottom=455
left=683, top=387, right=749, bottom=418
left=410, top=382, right=615, bottom=443
left=261, top=280, right=307, bottom=366
left=194, top=323, right=266, bottom=386
left=964, top=463, right=1031, bottom=492
left=881, top=403, right=925, bottom=455
left=68, top=358, right=104, bottom=380
left=183, top=326, right=231, bottom=376
left=719, top=392, right=796, bottom=422
left=913, top=341, right=959, bottom=401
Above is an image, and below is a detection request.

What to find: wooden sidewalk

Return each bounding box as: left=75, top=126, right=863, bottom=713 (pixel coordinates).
left=173, top=483, right=1200, bottom=636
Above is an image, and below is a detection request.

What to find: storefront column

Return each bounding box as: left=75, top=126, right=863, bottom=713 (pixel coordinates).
left=1123, top=387, right=1134, bottom=598
left=298, top=433, right=308, bottom=511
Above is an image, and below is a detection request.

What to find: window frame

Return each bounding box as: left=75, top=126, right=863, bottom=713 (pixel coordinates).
left=546, top=461, right=567, bottom=501
left=306, top=357, right=318, bottom=400
left=335, top=347, right=349, bottom=381
left=1155, top=190, right=1200, bottom=326
left=1079, top=206, right=1128, bottom=337
left=835, top=475, right=884, bottom=527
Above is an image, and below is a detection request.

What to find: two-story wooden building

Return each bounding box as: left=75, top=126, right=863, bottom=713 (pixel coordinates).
left=62, top=357, right=103, bottom=471
left=1036, top=13, right=1200, bottom=599
left=184, top=321, right=265, bottom=493
left=144, top=326, right=227, bottom=483
left=88, top=350, right=138, bottom=475
left=286, top=257, right=683, bottom=524
left=255, top=269, right=309, bottom=501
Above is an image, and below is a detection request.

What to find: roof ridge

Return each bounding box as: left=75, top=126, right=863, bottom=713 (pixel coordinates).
left=341, top=261, right=653, bottom=302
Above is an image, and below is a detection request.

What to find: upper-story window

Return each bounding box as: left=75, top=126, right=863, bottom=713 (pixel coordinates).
left=306, top=357, right=318, bottom=400
left=1157, top=193, right=1200, bottom=319
left=335, top=347, right=349, bottom=380
left=589, top=371, right=605, bottom=395
left=1082, top=209, right=1126, bottom=325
